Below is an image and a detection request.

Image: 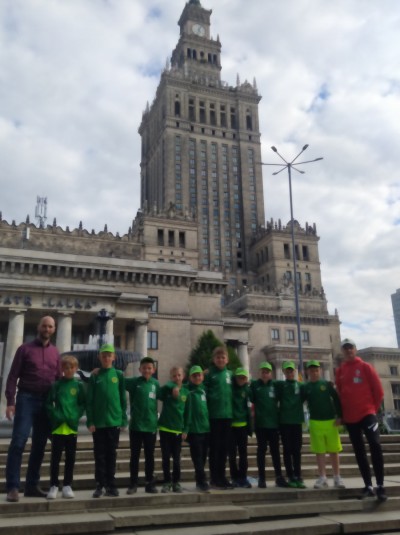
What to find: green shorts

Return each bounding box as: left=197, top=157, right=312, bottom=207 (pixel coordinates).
left=309, top=419, right=342, bottom=454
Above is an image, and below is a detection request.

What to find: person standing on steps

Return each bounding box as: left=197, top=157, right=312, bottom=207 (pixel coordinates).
left=335, top=338, right=387, bottom=502
left=5, top=316, right=62, bottom=502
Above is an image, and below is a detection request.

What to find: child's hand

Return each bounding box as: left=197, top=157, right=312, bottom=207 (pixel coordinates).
left=182, top=432, right=187, bottom=440
left=88, top=425, right=96, bottom=433
left=172, top=387, right=180, bottom=399
left=334, top=418, right=342, bottom=427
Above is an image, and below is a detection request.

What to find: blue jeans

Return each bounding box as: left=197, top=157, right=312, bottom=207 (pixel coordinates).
left=6, top=391, right=51, bottom=491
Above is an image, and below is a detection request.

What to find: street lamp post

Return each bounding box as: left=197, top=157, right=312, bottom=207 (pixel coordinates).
left=260, top=145, right=323, bottom=377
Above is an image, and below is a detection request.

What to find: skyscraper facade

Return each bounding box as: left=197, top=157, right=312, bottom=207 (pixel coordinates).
left=392, top=289, right=400, bottom=348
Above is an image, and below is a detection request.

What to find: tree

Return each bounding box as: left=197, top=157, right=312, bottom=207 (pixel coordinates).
left=187, top=330, right=242, bottom=374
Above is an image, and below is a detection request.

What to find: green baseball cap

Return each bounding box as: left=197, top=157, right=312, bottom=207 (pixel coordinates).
left=189, top=365, right=203, bottom=375
left=235, top=367, right=249, bottom=377
left=99, top=343, right=115, bottom=353
left=306, top=360, right=320, bottom=368
left=259, top=361, right=272, bottom=371
left=282, top=361, right=296, bottom=370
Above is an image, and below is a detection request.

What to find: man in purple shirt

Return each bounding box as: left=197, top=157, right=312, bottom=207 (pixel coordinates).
left=5, top=316, right=61, bottom=502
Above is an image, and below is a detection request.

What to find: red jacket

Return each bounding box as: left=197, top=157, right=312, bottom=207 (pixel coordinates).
left=335, top=356, right=383, bottom=424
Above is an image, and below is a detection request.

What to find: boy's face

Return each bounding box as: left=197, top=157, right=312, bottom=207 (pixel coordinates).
left=283, top=367, right=296, bottom=380
left=190, top=372, right=204, bottom=385
left=99, top=351, right=115, bottom=369
left=140, top=362, right=155, bottom=380
left=63, top=362, right=78, bottom=379
left=260, top=369, right=272, bottom=383
left=235, top=375, right=248, bottom=386
left=307, top=366, right=321, bottom=382
left=171, top=368, right=184, bottom=385
left=213, top=352, right=228, bottom=370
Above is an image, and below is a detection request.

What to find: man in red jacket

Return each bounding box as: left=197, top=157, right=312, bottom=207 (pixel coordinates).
left=335, top=338, right=386, bottom=502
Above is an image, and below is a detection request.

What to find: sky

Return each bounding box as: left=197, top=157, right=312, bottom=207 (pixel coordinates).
left=0, top=0, right=399, bottom=349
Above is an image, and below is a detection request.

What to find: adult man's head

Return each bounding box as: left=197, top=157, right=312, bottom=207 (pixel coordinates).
left=37, top=316, right=56, bottom=345
left=341, top=338, right=357, bottom=361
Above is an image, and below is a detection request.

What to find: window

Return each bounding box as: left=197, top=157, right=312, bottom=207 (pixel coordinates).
left=390, top=366, right=398, bottom=376
left=301, top=330, right=310, bottom=343
left=271, top=329, right=280, bottom=341
left=179, top=231, right=185, bottom=248
left=157, top=229, right=164, bottom=246
left=147, top=331, right=158, bottom=350
left=168, top=230, right=175, bottom=247
left=284, top=243, right=290, bottom=259
left=287, top=329, right=295, bottom=342
left=149, top=297, right=158, bottom=313
left=391, top=383, right=400, bottom=396
left=302, top=245, right=310, bottom=261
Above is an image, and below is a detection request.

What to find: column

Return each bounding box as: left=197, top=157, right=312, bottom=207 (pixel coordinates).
left=237, top=341, right=249, bottom=371
left=56, top=312, right=74, bottom=354
left=1, top=309, right=26, bottom=416
left=106, top=319, right=114, bottom=345
left=135, top=320, right=148, bottom=358
left=125, top=324, right=135, bottom=351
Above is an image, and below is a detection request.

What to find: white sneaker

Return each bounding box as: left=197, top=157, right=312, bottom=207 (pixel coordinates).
left=333, top=476, right=345, bottom=489
left=314, top=476, right=328, bottom=489
left=47, top=485, right=58, bottom=500
left=62, top=485, right=75, bottom=499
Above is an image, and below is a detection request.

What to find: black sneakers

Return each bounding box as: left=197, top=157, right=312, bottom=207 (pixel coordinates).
left=359, top=486, right=375, bottom=499
left=376, top=486, right=388, bottom=502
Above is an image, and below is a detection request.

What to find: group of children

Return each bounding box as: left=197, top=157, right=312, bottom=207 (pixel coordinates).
left=44, top=344, right=345, bottom=499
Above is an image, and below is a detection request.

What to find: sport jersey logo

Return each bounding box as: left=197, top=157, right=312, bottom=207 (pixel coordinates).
left=112, top=377, right=118, bottom=383
left=70, top=388, right=77, bottom=396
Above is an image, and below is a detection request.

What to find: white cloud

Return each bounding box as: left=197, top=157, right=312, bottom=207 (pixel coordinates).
left=0, top=0, right=399, bottom=348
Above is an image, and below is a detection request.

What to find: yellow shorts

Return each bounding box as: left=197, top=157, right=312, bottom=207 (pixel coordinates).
left=309, top=419, right=342, bottom=454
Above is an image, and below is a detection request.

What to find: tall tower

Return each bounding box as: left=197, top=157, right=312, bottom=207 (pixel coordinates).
left=139, top=0, right=264, bottom=287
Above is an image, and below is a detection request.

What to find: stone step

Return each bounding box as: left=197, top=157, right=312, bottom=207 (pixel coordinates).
left=1, top=483, right=399, bottom=535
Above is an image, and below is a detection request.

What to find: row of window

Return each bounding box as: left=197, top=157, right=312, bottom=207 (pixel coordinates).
left=283, top=243, right=310, bottom=261
left=271, top=328, right=310, bottom=343
left=157, top=229, right=186, bottom=248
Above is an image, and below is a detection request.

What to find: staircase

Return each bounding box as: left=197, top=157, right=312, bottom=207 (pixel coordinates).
left=1, top=434, right=400, bottom=535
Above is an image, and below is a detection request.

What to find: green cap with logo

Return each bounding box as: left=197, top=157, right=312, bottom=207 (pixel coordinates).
left=306, top=360, right=320, bottom=368
left=99, top=343, right=115, bottom=353
left=259, top=361, right=272, bottom=371
left=189, top=365, right=203, bottom=375
left=235, top=367, right=249, bottom=377
left=282, top=361, right=296, bottom=370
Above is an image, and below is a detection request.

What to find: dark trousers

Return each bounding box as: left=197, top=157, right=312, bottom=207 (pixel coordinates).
left=346, top=414, right=384, bottom=487
left=129, top=430, right=157, bottom=485
left=92, top=427, right=120, bottom=489
left=160, top=430, right=182, bottom=484
left=209, top=418, right=232, bottom=484
left=280, top=424, right=302, bottom=480
left=255, top=427, right=283, bottom=481
left=229, top=426, right=248, bottom=481
left=6, top=391, right=51, bottom=491
left=50, top=433, right=77, bottom=487
left=188, top=433, right=209, bottom=485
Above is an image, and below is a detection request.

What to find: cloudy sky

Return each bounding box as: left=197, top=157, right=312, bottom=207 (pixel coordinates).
left=0, top=0, right=399, bottom=348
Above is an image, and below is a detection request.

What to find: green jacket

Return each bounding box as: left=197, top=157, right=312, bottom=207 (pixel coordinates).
left=249, top=378, right=280, bottom=429
left=184, top=383, right=210, bottom=434
left=276, top=379, right=305, bottom=425
left=203, top=364, right=233, bottom=419
left=303, top=380, right=342, bottom=420
left=232, top=381, right=250, bottom=426
left=158, top=381, right=189, bottom=433
left=86, top=367, right=127, bottom=428
left=125, top=376, right=160, bottom=432
left=46, top=377, right=86, bottom=432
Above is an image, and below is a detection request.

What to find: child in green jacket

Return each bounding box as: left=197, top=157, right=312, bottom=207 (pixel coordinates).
left=276, top=361, right=306, bottom=488
left=203, top=346, right=233, bottom=489
left=158, top=366, right=189, bottom=493
left=249, top=362, right=288, bottom=488
left=184, top=365, right=210, bottom=492
left=229, top=368, right=252, bottom=488
left=125, top=356, right=160, bottom=494
left=45, top=355, right=85, bottom=499
left=86, top=344, right=127, bottom=498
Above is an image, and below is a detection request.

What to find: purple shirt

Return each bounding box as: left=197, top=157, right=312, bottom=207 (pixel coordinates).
left=5, top=338, right=61, bottom=406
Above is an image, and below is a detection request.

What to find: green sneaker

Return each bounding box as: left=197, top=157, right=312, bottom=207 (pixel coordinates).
left=287, top=479, right=298, bottom=488
left=161, top=483, right=171, bottom=493
left=172, top=482, right=182, bottom=493
left=296, top=479, right=306, bottom=489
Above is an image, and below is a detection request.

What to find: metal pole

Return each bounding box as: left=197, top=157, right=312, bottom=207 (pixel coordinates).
left=287, top=163, right=303, bottom=376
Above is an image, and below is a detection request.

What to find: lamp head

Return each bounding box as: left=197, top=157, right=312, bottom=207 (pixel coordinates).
left=271, top=146, right=277, bottom=152
left=302, top=144, right=309, bottom=151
